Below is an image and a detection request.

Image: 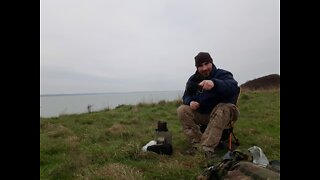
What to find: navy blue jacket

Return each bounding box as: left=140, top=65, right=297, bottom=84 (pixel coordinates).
left=182, top=65, right=240, bottom=114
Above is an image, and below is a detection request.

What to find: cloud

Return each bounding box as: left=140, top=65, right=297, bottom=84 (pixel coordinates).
left=41, top=0, right=279, bottom=94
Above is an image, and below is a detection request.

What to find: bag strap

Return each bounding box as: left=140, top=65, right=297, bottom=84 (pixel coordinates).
left=231, top=131, right=240, bottom=146
left=227, top=117, right=240, bottom=147
left=225, top=122, right=240, bottom=149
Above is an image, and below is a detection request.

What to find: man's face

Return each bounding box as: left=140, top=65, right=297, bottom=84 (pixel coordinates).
left=197, top=62, right=213, bottom=77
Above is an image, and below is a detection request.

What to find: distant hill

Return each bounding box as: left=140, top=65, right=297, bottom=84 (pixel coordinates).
left=240, top=74, right=280, bottom=91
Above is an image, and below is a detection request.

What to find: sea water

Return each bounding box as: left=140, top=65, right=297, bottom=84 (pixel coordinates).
left=40, top=90, right=183, bottom=118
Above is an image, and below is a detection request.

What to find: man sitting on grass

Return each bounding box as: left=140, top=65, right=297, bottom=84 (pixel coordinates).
left=177, top=51, right=240, bottom=159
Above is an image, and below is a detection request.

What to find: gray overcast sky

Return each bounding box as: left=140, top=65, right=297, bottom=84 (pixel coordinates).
left=40, top=0, right=279, bottom=95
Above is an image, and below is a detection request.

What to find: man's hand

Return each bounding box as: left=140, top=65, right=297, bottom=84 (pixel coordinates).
left=199, top=80, right=214, bottom=90
left=190, top=101, right=200, bottom=110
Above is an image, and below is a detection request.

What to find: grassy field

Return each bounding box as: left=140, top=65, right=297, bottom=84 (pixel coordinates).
left=40, top=89, right=280, bottom=180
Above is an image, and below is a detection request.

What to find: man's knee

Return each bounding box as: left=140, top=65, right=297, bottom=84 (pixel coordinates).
left=220, top=103, right=239, bottom=122
left=177, top=104, right=191, bottom=115
left=212, top=103, right=238, bottom=117
left=210, top=109, right=225, bottom=129
left=209, top=103, right=237, bottom=129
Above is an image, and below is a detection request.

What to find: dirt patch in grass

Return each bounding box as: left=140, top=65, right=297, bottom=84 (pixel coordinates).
left=106, top=123, right=126, bottom=135
left=45, top=124, right=73, bottom=138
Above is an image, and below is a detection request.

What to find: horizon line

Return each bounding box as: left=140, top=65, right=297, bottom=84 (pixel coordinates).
left=40, top=89, right=184, bottom=97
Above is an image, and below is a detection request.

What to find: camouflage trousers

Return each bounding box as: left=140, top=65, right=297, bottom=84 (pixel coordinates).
left=177, top=103, right=239, bottom=152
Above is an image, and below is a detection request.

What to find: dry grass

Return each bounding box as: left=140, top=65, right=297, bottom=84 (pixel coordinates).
left=94, top=163, right=144, bottom=180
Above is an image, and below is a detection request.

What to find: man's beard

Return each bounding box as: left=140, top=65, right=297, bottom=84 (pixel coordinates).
left=200, top=71, right=210, bottom=78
